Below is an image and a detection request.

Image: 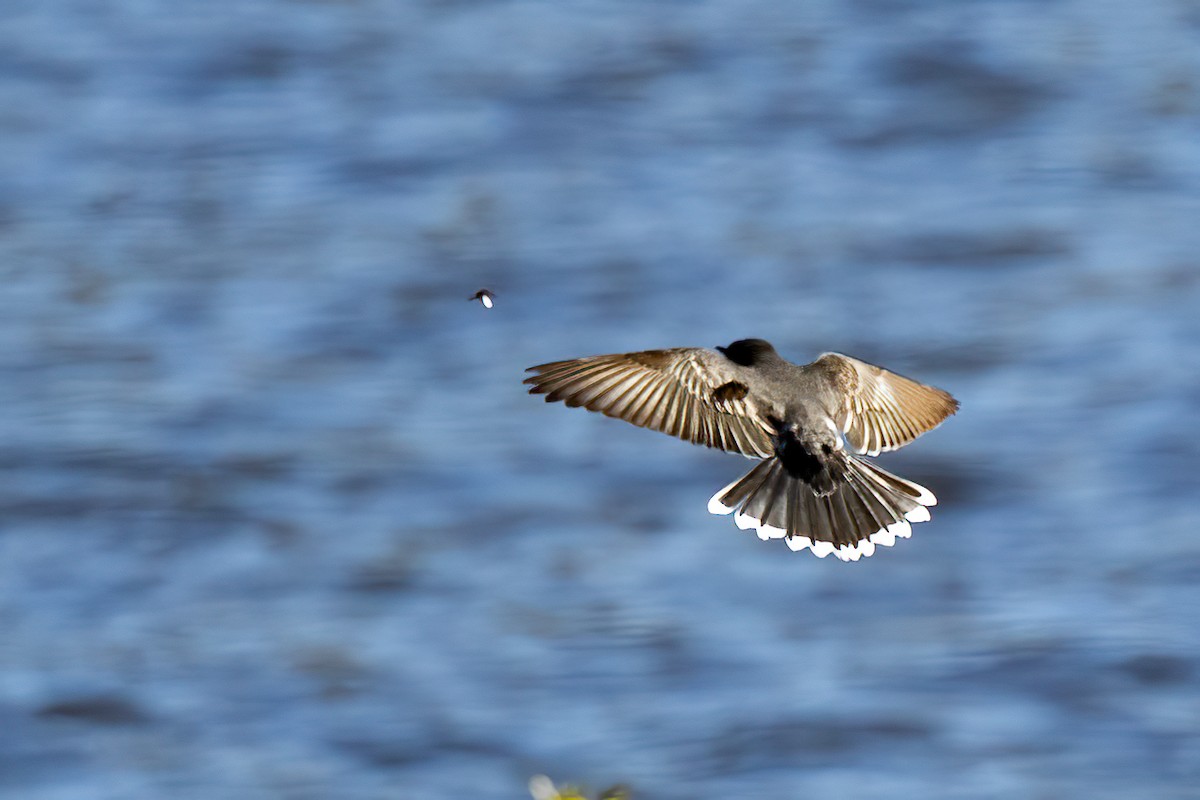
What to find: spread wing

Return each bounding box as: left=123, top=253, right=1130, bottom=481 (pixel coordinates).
left=812, top=353, right=959, bottom=456
left=524, top=348, right=773, bottom=458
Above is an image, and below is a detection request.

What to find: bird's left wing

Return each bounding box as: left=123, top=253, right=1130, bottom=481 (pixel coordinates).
left=525, top=348, right=773, bottom=458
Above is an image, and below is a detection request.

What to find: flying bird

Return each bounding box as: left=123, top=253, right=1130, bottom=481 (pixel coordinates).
left=469, top=288, right=495, bottom=309
left=525, top=339, right=958, bottom=561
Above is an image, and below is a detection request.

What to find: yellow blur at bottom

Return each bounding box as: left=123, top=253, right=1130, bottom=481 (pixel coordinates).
left=528, top=774, right=631, bottom=800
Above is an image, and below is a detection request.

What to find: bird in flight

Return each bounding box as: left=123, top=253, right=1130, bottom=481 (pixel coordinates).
left=469, top=288, right=495, bottom=309
left=525, top=339, right=958, bottom=561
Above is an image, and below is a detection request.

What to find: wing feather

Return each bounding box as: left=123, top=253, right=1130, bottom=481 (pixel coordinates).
left=525, top=348, right=773, bottom=458
left=812, top=353, right=959, bottom=456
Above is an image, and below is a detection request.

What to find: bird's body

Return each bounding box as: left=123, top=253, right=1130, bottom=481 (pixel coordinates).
left=469, top=288, right=495, bottom=308
left=525, top=339, right=958, bottom=561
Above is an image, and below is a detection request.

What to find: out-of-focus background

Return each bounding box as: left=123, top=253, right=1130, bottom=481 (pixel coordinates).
left=1, top=1, right=1198, bottom=798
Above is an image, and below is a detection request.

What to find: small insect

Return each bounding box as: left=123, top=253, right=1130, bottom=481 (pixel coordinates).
left=469, top=288, right=495, bottom=309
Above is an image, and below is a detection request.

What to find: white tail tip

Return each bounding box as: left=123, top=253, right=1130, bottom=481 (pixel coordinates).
left=786, top=535, right=814, bottom=552
left=708, top=494, right=735, bottom=515
left=904, top=505, right=931, bottom=523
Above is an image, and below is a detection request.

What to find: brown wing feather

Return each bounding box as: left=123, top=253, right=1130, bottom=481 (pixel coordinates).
left=813, top=353, right=959, bottom=456
left=525, top=348, right=773, bottom=458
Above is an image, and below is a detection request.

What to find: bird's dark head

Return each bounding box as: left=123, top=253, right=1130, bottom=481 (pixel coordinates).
left=716, top=338, right=777, bottom=367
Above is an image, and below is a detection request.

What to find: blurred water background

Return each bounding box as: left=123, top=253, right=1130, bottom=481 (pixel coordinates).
left=2, top=1, right=1199, bottom=798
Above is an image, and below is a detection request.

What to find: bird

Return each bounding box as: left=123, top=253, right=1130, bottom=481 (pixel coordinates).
left=524, top=339, right=958, bottom=561
left=469, top=288, right=495, bottom=309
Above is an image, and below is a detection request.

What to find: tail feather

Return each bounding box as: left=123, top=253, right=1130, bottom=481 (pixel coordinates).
left=858, top=459, right=937, bottom=507
left=784, top=479, right=805, bottom=549
left=707, top=460, right=773, bottom=515
left=844, top=470, right=908, bottom=553
left=843, top=465, right=907, bottom=527
left=708, top=454, right=938, bottom=561
left=841, top=482, right=886, bottom=544
left=741, top=464, right=789, bottom=539
left=832, top=491, right=876, bottom=560
left=830, top=493, right=858, bottom=548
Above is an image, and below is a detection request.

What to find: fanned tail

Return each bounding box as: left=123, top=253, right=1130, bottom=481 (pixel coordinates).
left=708, top=455, right=937, bottom=561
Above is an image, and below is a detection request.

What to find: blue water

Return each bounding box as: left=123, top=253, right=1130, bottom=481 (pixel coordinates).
left=1, top=1, right=1198, bottom=798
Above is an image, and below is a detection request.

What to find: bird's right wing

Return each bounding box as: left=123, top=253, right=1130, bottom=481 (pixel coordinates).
left=812, top=353, right=959, bottom=456
left=525, top=348, right=774, bottom=458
